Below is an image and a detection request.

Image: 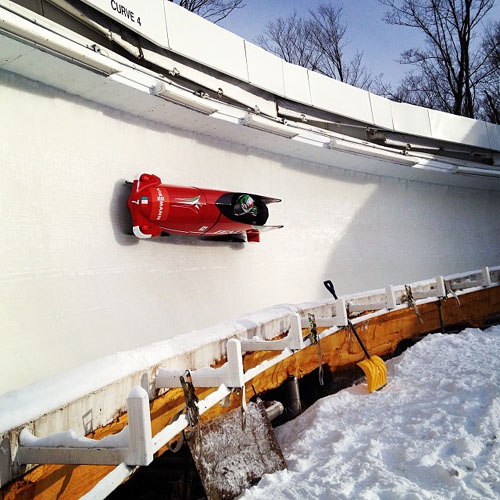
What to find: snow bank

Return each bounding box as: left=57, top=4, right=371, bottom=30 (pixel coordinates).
left=242, top=327, right=500, bottom=500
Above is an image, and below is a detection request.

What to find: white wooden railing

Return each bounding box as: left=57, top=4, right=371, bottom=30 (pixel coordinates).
left=2, top=265, right=497, bottom=498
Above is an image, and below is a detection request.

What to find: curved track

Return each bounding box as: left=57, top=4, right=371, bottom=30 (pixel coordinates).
left=1, top=70, right=500, bottom=394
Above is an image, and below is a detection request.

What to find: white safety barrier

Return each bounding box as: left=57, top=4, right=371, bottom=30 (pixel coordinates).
left=411, top=276, right=447, bottom=300
left=156, top=338, right=244, bottom=389
left=17, top=387, right=153, bottom=466
left=299, top=299, right=349, bottom=328
left=4, top=265, right=499, bottom=499
left=242, top=314, right=304, bottom=351
left=347, top=286, right=398, bottom=313
left=447, top=267, right=492, bottom=291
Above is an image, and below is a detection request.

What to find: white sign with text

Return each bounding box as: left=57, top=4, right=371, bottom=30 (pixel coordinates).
left=80, top=0, right=169, bottom=48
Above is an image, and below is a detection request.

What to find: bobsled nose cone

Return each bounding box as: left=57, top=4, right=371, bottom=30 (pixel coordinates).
left=130, top=196, right=153, bottom=219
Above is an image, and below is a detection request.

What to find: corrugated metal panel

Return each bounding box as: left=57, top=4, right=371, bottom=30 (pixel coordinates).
left=308, top=70, right=373, bottom=124
left=245, top=41, right=284, bottom=96
left=163, top=1, right=248, bottom=82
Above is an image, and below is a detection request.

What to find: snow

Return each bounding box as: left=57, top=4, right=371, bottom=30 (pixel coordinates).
left=0, top=304, right=300, bottom=433
left=241, top=326, right=500, bottom=500
left=0, top=273, right=494, bottom=435
left=20, top=427, right=129, bottom=449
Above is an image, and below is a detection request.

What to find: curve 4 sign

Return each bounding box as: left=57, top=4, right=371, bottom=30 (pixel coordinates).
left=79, top=0, right=169, bottom=48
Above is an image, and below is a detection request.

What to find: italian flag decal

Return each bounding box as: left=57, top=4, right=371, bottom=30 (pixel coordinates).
left=174, top=195, right=202, bottom=211
left=141, top=197, right=149, bottom=205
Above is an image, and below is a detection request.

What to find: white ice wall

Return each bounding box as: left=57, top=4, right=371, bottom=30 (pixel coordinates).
left=1, top=71, right=500, bottom=395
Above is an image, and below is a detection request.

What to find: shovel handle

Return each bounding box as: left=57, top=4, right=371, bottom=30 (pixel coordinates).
left=323, top=280, right=337, bottom=299
left=347, top=322, right=371, bottom=360
left=323, top=280, right=371, bottom=360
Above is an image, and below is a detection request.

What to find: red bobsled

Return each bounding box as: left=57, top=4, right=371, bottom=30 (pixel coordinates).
left=127, top=173, right=283, bottom=242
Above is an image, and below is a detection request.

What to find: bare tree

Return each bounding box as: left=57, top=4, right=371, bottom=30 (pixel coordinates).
left=256, top=3, right=375, bottom=90
left=168, top=0, right=244, bottom=24
left=379, top=0, right=496, bottom=118
left=480, top=21, right=500, bottom=123
left=256, top=12, right=322, bottom=69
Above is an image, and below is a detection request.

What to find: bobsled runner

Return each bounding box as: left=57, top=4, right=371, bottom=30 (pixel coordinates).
left=127, top=173, right=283, bottom=242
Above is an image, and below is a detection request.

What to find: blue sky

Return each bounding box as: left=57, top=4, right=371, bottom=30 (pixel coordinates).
left=219, top=0, right=500, bottom=86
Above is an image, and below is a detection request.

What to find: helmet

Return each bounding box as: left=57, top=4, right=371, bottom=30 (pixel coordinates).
left=233, top=194, right=257, bottom=216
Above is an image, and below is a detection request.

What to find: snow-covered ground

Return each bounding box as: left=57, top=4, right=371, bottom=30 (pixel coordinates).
left=242, top=327, right=500, bottom=500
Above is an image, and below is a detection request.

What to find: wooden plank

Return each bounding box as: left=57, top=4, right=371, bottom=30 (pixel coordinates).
left=1, top=286, right=499, bottom=500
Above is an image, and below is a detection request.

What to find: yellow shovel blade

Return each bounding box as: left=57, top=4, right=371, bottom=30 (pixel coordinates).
left=357, top=355, right=387, bottom=393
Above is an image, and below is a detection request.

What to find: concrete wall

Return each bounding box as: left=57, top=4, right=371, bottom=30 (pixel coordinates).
left=1, top=70, right=500, bottom=395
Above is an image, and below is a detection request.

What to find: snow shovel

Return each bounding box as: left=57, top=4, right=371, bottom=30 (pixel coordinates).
left=185, top=401, right=286, bottom=500
left=324, top=280, right=387, bottom=392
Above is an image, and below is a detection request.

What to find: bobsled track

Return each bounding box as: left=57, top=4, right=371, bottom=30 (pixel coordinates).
left=2, top=68, right=498, bottom=395
left=0, top=0, right=500, bottom=497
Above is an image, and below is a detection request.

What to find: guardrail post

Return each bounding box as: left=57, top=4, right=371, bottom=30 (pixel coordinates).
left=335, top=298, right=348, bottom=327
left=16, top=386, right=153, bottom=467
left=385, top=285, right=397, bottom=309
left=125, top=386, right=153, bottom=466
left=482, top=267, right=491, bottom=287
left=225, top=339, right=244, bottom=388
left=289, top=313, right=304, bottom=350
left=0, top=438, right=12, bottom=487
left=435, top=276, right=446, bottom=297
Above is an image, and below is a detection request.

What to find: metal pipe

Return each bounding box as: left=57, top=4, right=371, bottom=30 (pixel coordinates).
left=264, top=401, right=284, bottom=422
left=284, top=376, right=302, bottom=418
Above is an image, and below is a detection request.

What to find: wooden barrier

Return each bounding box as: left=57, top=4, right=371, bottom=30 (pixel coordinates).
left=1, top=285, right=499, bottom=500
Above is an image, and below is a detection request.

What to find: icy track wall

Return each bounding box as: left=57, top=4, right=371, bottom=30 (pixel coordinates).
left=1, top=71, right=500, bottom=395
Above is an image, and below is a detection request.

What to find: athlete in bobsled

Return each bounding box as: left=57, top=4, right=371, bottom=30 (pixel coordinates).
left=233, top=194, right=258, bottom=217
left=127, top=173, right=282, bottom=242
